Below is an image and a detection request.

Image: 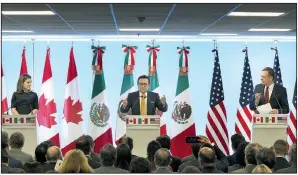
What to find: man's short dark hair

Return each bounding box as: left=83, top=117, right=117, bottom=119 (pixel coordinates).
left=262, top=67, right=275, bottom=80
left=43, top=140, right=56, bottom=147
left=256, top=147, right=276, bottom=169
left=231, top=134, right=245, bottom=150
left=137, top=75, right=150, bottom=84
left=115, top=143, right=132, bottom=171
left=100, top=144, right=116, bottom=166
left=9, top=132, right=24, bottom=149
left=181, top=166, right=201, bottom=173
left=35, top=142, right=51, bottom=163
left=245, top=143, right=262, bottom=165
left=84, top=135, right=94, bottom=148
left=1, top=149, right=9, bottom=163
left=235, top=141, right=249, bottom=167
left=154, top=148, right=171, bottom=167
left=119, top=136, right=134, bottom=151
left=273, top=139, right=288, bottom=155
left=289, top=143, right=297, bottom=165
left=129, top=157, right=151, bottom=173
left=147, top=140, right=161, bottom=163
left=75, top=136, right=91, bottom=155
left=1, top=131, right=9, bottom=149
left=156, top=135, right=171, bottom=150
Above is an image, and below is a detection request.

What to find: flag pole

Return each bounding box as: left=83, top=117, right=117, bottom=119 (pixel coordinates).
left=32, top=39, right=35, bottom=91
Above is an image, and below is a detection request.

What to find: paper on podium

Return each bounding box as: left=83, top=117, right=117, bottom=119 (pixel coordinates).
left=257, top=103, right=272, bottom=114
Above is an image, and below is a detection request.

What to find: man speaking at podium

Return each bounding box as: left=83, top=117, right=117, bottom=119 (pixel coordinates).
left=249, top=67, right=289, bottom=114
left=120, top=75, right=168, bottom=115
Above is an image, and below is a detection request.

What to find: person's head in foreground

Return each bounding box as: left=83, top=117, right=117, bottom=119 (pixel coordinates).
left=252, top=164, right=272, bottom=173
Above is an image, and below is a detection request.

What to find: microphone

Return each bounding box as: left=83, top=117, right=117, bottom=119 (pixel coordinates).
left=273, top=93, right=283, bottom=114
left=27, top=92, right=34, bottom=115
left=130, top=95, right=141, bottom=112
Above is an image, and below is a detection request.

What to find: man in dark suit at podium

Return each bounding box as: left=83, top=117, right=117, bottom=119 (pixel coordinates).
left=249, top=67, right=289, bottom=114
left=120, top=75, right=168, bottom=115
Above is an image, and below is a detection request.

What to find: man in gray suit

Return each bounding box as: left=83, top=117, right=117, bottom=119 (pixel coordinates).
left=232, top=143, right=262, bottom=173
left=277, top=143, right=297, bottom=173
left=8, top=132, right=33, bottom=164
left=153, top=148, right=172, bottom=173
left=94, top=144, right=128, bottom=173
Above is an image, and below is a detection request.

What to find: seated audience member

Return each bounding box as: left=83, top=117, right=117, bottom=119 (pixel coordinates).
left=181, top=166, right=201, bottom=173
left=8, top=132, right=33, bottom=164
left=1, top=131, right=23, bottom=169
left=119, top=136, right=138, bottom=160
left=156, top=135, right=181, bottom=172
left=153, top=148, right=172, bottom=173
left=256, top=147, right=276, bottom=171
left=227, top=134, right=245, bottom=166
left=41, top=146, right=63, bottom=173
left=129, top=157, right=152, bottom=173
left=75, top=136, right=101, bottom=169
left=147, top=140, right=161, bottom=171
left=252, top=164, right=272, bottom=173
left=84, top=135, right=101, bottom=163
left=276, top=143, right=297, bottom=173
left=43, top=140, right=56, bottom=147
left=178, top=142, right=201, bottom=172
left=272, top=139, right=290, bottom=171
left=232, top=143, right=262, bottom=173
left=1, top=149, right=25, bottom=173
left=94, top=144, right=128, bottom=173
left=57, top=149, right=93, bottom=173
left=199, top=147, right=223, bottom=173
left=115, top=143, right=131, bottom=171
left=181, top=136, right=202, bottom=164
left=35, top=142, right=51, bottom=163
left=228, top=141, right=249, bottom=172
left=23, top=161, right=43, bottom=173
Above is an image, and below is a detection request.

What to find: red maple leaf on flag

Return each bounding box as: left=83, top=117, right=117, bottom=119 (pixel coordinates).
left=37, top=94, right=57, bottom=128
left=63, top=97, right=83, bottom=124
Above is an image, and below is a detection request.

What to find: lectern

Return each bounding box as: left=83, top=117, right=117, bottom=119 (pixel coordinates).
left=251, top=114, right=288, bottom=147
left=2, top=115, right=36, bottom=156
left=125, top=115, right=160, bottom=157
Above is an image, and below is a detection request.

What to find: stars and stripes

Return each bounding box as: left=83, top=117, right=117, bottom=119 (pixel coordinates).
left=206, top=48, right=229, bottom=156
left=235, top=48, right=254, bottom=141
left=287, top=81, right=297, bottom=146
left=273, top=49, right=283, bottom=86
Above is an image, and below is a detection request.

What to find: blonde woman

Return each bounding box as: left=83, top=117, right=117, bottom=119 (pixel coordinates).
left=57, top=149, right=93, bottom=173
left=252, top=164, right=272, bottom=173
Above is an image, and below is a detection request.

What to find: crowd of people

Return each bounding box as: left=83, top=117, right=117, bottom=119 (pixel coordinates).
left=1, top=131, right=297, bottom=173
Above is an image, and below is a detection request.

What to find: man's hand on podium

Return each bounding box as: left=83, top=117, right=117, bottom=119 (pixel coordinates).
left=122, top=99, right=128, bottom=108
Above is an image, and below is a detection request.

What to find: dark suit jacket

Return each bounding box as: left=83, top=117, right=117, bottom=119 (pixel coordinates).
left=226, top=153, right=236, bottom=166
left=153, top=167, right=173, bottom=173
left=276, top=164, right=297, bottom=173
left=201, top=166, right=223, bottom=173
left=91, top=152, right=101, bottom=164
left=8, top=156, right=23, bottom=169
left=170, top=156, right=181, bottom=172
left=228, top=164, right=243, bottom=173
left=249, top=84, right=289, bottom=114
left=181, top=155, right=195, bottom=164
left=8, top=148, right=33, bottom=165
left=273, top=157, right=290, bottom=172
left=94, top=165, right=129, bottom=173
left=178, top=159, right=200, bottom=172
left=231, top=164, right=256, bottom=173
left=120, top=91, right=168, bottom=115
left=40, top=161, right=56, bottom=173
left=1, top=164, right=25, bottom=173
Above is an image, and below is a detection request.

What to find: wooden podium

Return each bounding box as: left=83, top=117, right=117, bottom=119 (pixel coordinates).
left=126, top=115, right=160, bottom=158
left=252, top=114, right=288, bottom=147
left=2, top=115, right=37, bottom=156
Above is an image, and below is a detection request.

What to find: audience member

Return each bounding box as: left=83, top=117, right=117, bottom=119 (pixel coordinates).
left=227, top=134, right=245, bottom=166
left=178, top=142, right=201, bottom=172
left=120, top=136, right=138, bottom=160
left=181, top=136, right=202, bottom=164
left=129, top=157, right=152, bottom=173
left=276, top=143, right=297, bottom=173
left=8, top=132, right=33, bottom=164
left=1, top=149, right=25, bottom=173
left=256, top=147, right=276, bottom=170
left=23, top=161, right=43, bottom=173
left=147, top=140, right=161, bottom=171
left=272, top=139, right=290, bottom=171
left=228, top=141, right=249, bottom=172
left=181, top=165, right=201, bottom=173
left=156, top=135, right=181, bottom=172
left=42, top=146, right=62, bottom=173
left=35, top=142, right=50, bottom=163
left=199, top=147, right=223, bottom=173
left=153, top=148, right=172, bottom=173
left=84, top=135, right=101, bottom=163
left=252, top=164, right=272, bottom=173
left=94, top=144, right=128, bottom=173
left=115, top=143, right=132, bottom=171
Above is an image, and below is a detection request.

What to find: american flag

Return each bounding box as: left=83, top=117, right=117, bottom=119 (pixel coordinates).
left=206, top=48, right=229, bottom=156
left=273, top=49, right=283, bottom=86
left=287, top=81, right=297, bottom=146
left=235, top=48, right=254, bottom=141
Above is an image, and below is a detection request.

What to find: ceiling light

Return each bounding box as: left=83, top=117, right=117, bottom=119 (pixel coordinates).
left=119, top=28, right=160, bottom=32
left=228, top=12, right=284, bottom=17
left=248, top=28, right=291, bottom=32
left=200, top=33, right=238, bottom=36
left=2, top=30, right=33, bottom=33
left=2, top=11, right=55, bottom=15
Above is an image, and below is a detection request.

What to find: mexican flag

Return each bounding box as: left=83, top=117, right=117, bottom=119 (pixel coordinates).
left=87, top=45, right=113, bottom=153
left=20, top=46, right=28, bottom=76
left=36, top=47, right=60, bottom=147
left=1, top=66, right=8, bottom=115
left=60, top=46, right=84, bottom=156
left=146, top=44, right=166, bottom=135
left=170, top=46, right=196, bottom=158
left=115, top=45, right=137, bottom=144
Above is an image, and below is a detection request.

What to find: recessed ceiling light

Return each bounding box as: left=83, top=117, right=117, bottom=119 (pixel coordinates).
left=2, top=30, right=34, bottom=33
left=248, top=28, right=291, bottom=32
left=2, top=11, right=55, bottom=15
left=228, top=12, right=284, bottom=17
left=200, top=33, right=238, bottom=36
left=118, top=28, right=160, bottom=32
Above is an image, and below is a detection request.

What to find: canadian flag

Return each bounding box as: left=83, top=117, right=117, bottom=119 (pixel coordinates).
left=20, top=47, right=28, bottom=76
left=1, top=66, right=8, bottom=115
left=60, top=46, right=84, bottom=155
left=36, top=47, right=60, bottom=146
